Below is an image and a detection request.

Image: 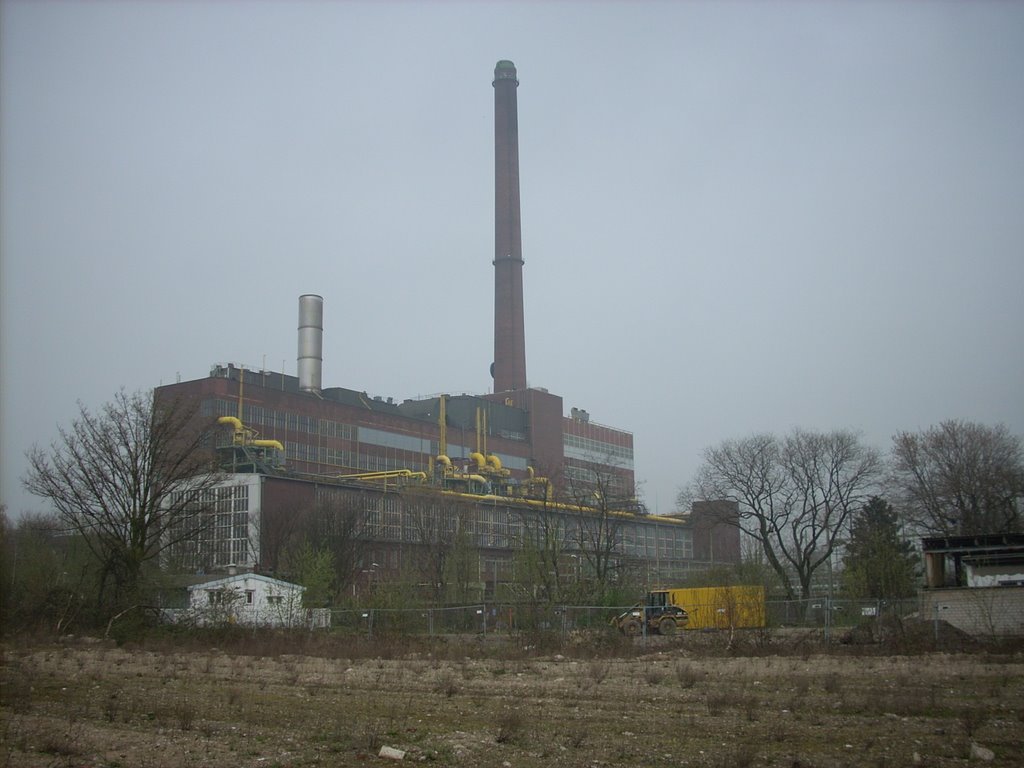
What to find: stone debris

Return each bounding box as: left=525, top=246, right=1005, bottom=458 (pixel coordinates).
left=969, top=743, right=994, bottom=762
left=378, top=745, right=406, bottom=760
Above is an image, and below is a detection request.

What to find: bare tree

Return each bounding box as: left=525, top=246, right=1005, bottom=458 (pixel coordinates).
left=290, top=494, right=368, bottom=599
left=400, top=490, right=474, bottom=606
left=689, top=429, right=882, bottom=599
left=565, top=465, right=637, bottom=604
left=23, top=390, right=222, bottom=612
left=259, top=499, right=312, bottom=575
left=891, top=420, right=1023, bottom=536
left=510, top=495, right=572, bottom=605
left=1, top=511, right=97, bottom=632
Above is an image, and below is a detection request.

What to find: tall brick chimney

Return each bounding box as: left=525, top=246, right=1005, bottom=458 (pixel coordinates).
left=492, top=59, right=527, bottom=393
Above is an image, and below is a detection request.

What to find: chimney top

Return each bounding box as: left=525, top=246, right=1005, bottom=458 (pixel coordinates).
left=493, top=60, right=518, bottom=85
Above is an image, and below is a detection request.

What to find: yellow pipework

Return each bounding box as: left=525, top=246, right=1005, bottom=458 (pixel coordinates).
left=415, top=486, right=683, bottom=524
left=252, top=439, right=285, bottom=451
left=486, top=454, right=502, bottom=471
left=237, top=368, right=245, bottom=420
left=334, top=470, right=427, bottom=482
left=438, top=394, right=447, bottom=458
left=218, top=415, right=244, bottom=432
left=217, top=416, right=283, bottom=452
left=469, top=452, right=486, bottom=469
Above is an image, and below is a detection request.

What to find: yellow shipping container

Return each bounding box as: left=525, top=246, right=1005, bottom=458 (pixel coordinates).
left=650, top=585, right=766, bottom=630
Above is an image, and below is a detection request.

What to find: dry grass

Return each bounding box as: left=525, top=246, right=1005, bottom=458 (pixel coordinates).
left=1, top=630, right=1023, bottom=767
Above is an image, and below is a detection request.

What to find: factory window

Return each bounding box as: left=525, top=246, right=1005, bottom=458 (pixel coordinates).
left=245, top=590, right=254, bottom=605
left=563, top=434, right=634, bottom=468
left=360, top=427, right=432, bottom=454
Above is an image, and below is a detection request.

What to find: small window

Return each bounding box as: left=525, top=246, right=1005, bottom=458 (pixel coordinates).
left=267, top=595, right=283, bottom=605
left=245, top=591, right=254, bottom=605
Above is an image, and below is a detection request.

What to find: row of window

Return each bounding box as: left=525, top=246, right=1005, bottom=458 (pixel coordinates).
left=563, top=433, right=634, bottom=468
left=349, top=493, right=691, bottom=556
left=165, top=483, right=254, bottom=571
left=167, top=480, right=694, bottom=572
left=207, top=398, right=531, bottom=473
left=563, top=465, right=629, bottom=494
left=205, top=399, right=357, bottom=441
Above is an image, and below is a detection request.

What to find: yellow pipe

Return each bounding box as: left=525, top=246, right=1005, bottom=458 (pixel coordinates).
left=218, top=416, right=244, bottom=430
left=419, top=487, right=683, bottom=524
left=438, top=395, right=447, bottom=458
left=469, top=452, right=486, bottom=469
left=335, top=470, right=427, bottom=482
left=486, top=454, right=502, bottom=471
left=218, top=416, right=283, bottom=452
left=252, top=439, right=285, bottom=451
left=237, top=367, right=245, bottom=420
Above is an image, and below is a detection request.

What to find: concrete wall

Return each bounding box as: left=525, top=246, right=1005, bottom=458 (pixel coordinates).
left=920, top=587, right=1024, bottom=637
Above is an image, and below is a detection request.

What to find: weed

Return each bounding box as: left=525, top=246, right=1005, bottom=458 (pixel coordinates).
left=588, top=659, right=612, bottom=685
left=225, top=685, right=242, bottom=707
left=1, top=666, right=33, bottom=714
left=495, top=708, right=525, bottom=744
left=358, top=717, right=383, bottom=752
left=718, top=740, right=757, bottom=768
left=565, top=724, right=588, bottom=748
left=674, top=661, right=702, bottom=688
left=176, top=697, right=196, bottom=731
left=706, top=692, right=729, bottom=715
left=822, top=672, right=840, bottom=694
left=433, top=671, right=459, bottom=698
left=959, top=707, right=989, bottom=739
left=103, top=689, right=121, bottom=723
left=38, top=730, right=86, bottom=759
left=744, top=695, right=760, bottom=722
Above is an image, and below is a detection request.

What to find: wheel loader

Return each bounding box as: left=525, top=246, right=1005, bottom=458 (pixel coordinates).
left=610, top=591, right=689, bottom=636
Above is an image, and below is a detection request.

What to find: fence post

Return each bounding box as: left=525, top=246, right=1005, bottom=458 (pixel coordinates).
left=824, top=596, right=831, bottom=642
left=368, top=608, right=373, bottom=641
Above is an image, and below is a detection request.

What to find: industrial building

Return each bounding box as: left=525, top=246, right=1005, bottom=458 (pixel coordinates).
left=156, top=61, right=739, bottom=596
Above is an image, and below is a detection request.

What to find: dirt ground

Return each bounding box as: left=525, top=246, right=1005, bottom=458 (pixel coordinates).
left=2, top=629, right=1023, bottom=768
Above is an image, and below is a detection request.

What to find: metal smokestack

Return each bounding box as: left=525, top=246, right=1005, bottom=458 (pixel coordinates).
left=297, top=294, right=323, bottom=394
left=492, top=59, right=527, bottom=393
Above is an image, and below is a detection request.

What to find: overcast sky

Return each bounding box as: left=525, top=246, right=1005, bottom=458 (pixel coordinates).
left=2, top=0, right=1022, bottom=518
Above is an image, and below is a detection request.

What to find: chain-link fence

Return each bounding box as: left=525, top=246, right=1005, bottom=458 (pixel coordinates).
left=323, top=596, right=925, bottom=640
left=329, top=604, right=488, bottom=638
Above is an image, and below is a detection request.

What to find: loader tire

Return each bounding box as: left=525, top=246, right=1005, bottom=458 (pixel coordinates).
left=658, top=617, right=677, bottom=636
left=623, top=619, right=642, bottom=637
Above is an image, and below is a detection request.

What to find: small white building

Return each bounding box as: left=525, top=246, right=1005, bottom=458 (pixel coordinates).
left=177, top=573, right=328, bottom=628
